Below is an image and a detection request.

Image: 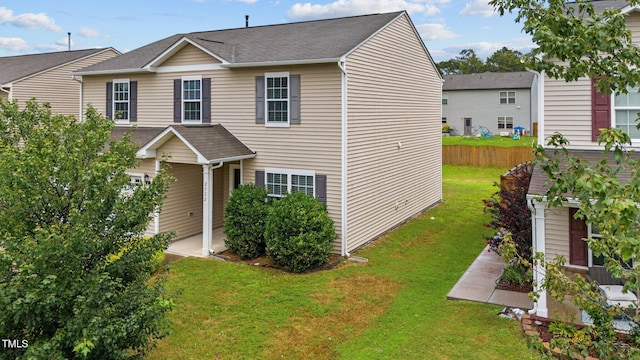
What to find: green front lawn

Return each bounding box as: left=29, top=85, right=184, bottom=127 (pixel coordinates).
left=148, top=165, right=535, bottom=359
left=443, top=135, right=536, bottom=148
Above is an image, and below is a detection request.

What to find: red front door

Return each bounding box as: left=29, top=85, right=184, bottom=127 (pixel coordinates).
left=569, top=208, right=588, bottom=267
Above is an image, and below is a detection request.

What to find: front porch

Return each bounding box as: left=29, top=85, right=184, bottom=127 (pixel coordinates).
left=166, top=227, right=227, bottom=258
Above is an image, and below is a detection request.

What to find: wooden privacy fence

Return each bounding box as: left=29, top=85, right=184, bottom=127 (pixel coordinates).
left=442, top=145, right=535, bottom=167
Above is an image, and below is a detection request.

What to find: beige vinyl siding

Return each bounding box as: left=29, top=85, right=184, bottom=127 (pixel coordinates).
left=0, top=91, right=6, bottom=100
left=160, top=44, right=221, bottom=66
left=160, top=163, right=203, bottom=239
left=543, top=76, right=594, bottom=148
left=157, top=136, right=200, bottom=164
left=629, top=12, right=640, bottom=44
left=544, top=207, right=570, bottom=263
left=344, top=14, right=442, bottom=252
left=12, top=49, right=118, bottom=119
left=82, top=62, right=344, bottom=249
left=212, top=167, right=224, bottom=227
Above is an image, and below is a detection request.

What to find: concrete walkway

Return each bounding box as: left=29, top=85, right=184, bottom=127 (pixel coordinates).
left=447, top=246, right=533, bottom=310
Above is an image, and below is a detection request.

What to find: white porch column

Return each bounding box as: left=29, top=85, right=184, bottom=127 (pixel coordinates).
left=154, top=160, right=161, bottom=234
left=202, top=165, right=213, bottom=256
left=533, top=200, right=548, bottom=317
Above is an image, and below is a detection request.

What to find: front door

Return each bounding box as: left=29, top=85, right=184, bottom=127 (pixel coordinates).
left=229, top=165, right=241, bottom=195
left=569, top=208, right=589, bottom=267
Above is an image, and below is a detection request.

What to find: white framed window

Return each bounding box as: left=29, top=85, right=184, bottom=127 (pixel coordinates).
left=499, top=91, right=516, bottom=104
left=113, top=79, right=130, bottom=123
left=182, top=75, right=202, bottom=123
left=265, top=72, right=289, bottom=126
left=588, top=223, right=633, bottom=268
left=121, top=172, right=150, bottom=197
left=265, top=168, right=315, bottom=198
left=442, top=92, right=448, bottom=105
left=614, top=87, right=640, bottom=140
left=498, top=116, right=514, bottom=129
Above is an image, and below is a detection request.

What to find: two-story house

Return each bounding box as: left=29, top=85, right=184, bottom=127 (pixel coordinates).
left=442, top=71, right=538, bottom=136
left=0, top=48, right=120, bottom=119
left=526, top=0, right=639, bottom=318
left=74, top=11, right=443, bottom=257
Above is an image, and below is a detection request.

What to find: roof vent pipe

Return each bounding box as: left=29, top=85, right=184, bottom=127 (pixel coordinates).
left=68, top=32, right=71, bottom=51
left=245, top=15, right=249, bottom=28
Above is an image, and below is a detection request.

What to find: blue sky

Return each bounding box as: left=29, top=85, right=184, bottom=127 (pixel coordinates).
left=0, top=0, right=533, bottom=62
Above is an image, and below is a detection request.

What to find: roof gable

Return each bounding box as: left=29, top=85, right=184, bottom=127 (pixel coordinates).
left=0, top=48, right=119, bottom=85
left=147, top=38, right=226, bottom=69
left=442, top=71, right=535, bottom=91
left=75, top=12, right=404, bottom=74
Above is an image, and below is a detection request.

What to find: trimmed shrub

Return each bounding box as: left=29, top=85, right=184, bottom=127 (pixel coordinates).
left=224, top=183, right=269, bottom=259
left=265, top=192, right=336, bottom=273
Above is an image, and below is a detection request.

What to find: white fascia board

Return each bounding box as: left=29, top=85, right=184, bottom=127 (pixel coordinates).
left=152, top=63, right=225, bottom=73
left=620, top=4, right=640, bottom=15
left=208, top=153, right=256, bottom=164
left=136, top=126, right=207, bottom=163
left=222, top=58, right=340, bottom=68
left=72, top=68, right=154, bottom=76
left=143, top=37, right=229, bottom=69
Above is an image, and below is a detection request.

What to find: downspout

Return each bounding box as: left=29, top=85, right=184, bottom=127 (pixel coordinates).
left=527, top=196, right=538, bottom=315
left=207, top=161, right=224, bottom=255
left=72, top=75, right=83, bottom=121
left=338, top=57, right=350, bottom=257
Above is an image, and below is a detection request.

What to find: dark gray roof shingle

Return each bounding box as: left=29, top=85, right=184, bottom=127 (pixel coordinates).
left=171, top=125, right=254, bottom=161
left=0, top=48, right=116, bottom=85
left=442, top=71, right=535, bottom=91
left=76, top=12, right=404, bottom=73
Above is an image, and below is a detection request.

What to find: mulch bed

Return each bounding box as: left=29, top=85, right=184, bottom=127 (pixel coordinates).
left=495, top=278, right=533, bottom=293
left=213, top=250, right=345, bottom=273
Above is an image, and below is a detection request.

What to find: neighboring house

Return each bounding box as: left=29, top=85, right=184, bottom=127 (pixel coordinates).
left=0, top=48, right=121, bottom=118
left=74, top=11, right=443, bottom=256
left=526, top=0, right=639, bottom=318
left=441, top=71, right=538, bottom=136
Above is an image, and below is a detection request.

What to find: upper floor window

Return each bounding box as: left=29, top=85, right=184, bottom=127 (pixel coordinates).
left=614, top=87, right=640, bottom=139
left=442, top=92, right=448, bottom=105
left=266, top=72, right=289, bottom=126
left=500, top=91, right=516, bottom=104
left=182, top=75, right=202, bottom=123
left=497, top=116, right=514, bottom=129
left=442, top=117, right=447, bottom=124
left=113, top=79, right=129, bottom=122
left=265, top=168, right=315, bottom=198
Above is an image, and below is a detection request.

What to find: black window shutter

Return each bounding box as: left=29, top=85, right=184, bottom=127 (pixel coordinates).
left=202, top=78, right=211, bottom=123
left=256, top=76, right=265, bottom=124
left=106, top=82, right=113, bottom=119
left=255, top=170, right=265, bottom=187
left=591, top=77, right=610, bottom=142
left=315, top=174, right=326, bottom=204
left=290, top=74, right=301, bottom=125
left=173, top=79, right=181, bottom=123
left=130, top=81, right=137, bottom=122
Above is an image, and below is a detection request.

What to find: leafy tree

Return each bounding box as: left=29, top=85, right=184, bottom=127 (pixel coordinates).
left=0, top=100, right=175, bottom=359
left=456, top=49, right=486, bottom=74
left=491, top=0, right=640, bottom=357
left=485, top=47, right=526, bottom=72
left=436, top=58, right=464, bottom=75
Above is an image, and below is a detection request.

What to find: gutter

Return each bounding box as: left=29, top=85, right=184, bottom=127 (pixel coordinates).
left=338, top=57, right=350, bottom=257
left=222, top=58, right=340, bottom=69
left=72, top=68, right=155, bottom=76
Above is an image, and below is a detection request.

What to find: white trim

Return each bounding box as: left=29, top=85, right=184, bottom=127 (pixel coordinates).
left=222, top=58, right=339, bottom=68
left=73, top=68, right=153, bottom=76
left=144, top=37, right=229, bottom=69
left=339, top=58, right=349, bottom=256
left=112, top=78, right=131, bottom=124
left=264, top=167, right=315, bottom=197
left=181, top=75, right=203, bottom=124
left=611, top=87, right=640, bottom=145
left=499, top=90, right=516, bottom=104
left=154, top=63, right=224, bottom=73
left=154, top=160, right=161, bottom=235
left=264, top=72, right=291, bottom=127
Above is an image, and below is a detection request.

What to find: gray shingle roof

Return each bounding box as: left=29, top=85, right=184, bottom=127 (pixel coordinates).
left=0, top=48, right=117, bottom=85
left=171, top=125, right=255, bottom=161
left=565, top=0, right=630, bottom=13
left=76, top=11, right=404, bottom=74
left=442, top=71, right=535, bottom=91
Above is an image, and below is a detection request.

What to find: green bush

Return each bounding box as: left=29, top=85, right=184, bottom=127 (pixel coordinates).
left=501, top=262, right=531, bottom=286
left=224, top=183, right=269, bottom=259
left=265, top=192, right=336, bottom=273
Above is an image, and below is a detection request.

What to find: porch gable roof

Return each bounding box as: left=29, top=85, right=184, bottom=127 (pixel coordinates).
left=134, top=124, right=255, bottom=164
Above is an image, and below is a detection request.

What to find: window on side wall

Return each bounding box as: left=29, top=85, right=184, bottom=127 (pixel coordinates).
left=113, top=79, right=130, bottom=122
left=266, top=72, right=289, bottom=126
left=265, top=168, right=315, bottom=198
left=589, top=224, right=633, bottom=269
left=499, top=91, right=516, bottom=104
left=614, top=87, right=640, bottom=140
left=182, top=75, right=202, bottom=123
left=442, top=92, right=448, bottom=105
left=497, top=116, right=514, bottom=129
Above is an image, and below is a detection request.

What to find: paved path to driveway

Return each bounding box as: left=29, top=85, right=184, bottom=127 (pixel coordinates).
left=447, top=246, right=533, bottom=310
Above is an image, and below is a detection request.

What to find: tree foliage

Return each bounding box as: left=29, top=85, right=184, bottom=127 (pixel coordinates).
left=0, top=100, right=175, bottom=359
left=490, top=0, right=640, bottom=356
left=436, top=47, right=526, bottom=75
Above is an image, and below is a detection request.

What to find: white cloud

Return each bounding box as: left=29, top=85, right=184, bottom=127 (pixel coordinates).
left=459, top=0, right=495, bottom=17
left=235, top=0, right=259, bottom=3
left=55, top=36, right=74, bottom=47
left=441, top=39, right=535, bottom=59
left=0, top=37, right=28, bottom=53
left=77, top=27, right=102, bottom=38
left=416, top=23, right=459, bottom=40
left=0, top=7, right=61, bottom=32
left=288, top=0, right=441, bottom=20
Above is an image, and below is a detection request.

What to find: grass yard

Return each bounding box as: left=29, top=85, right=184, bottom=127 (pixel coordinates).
left=147, top=165, right=535, bottom=359
left=443, top=135, right=536, bottom=148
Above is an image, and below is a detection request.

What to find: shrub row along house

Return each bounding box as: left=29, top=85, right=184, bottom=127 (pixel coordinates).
left=66, top=11, right=443, bottom=257
left=527, top=0, right=640, bottom=318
